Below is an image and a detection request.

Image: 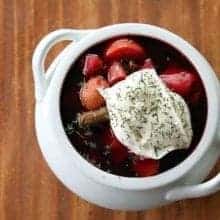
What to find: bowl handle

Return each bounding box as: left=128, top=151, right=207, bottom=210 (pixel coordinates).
left=166, top=172, right=220, bottom=201
left=166, top=84, right=220, bottom=202
left=32, top=28, right=94, bottom=102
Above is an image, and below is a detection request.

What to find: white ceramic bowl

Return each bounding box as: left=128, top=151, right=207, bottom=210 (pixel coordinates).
left=32, top=23, right=220, bottom=210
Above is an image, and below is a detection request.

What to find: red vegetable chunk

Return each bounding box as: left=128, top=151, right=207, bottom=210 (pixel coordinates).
left=102, top=129, right=128, bottom=164
left=133, top=158, right=159, bottom=177
left=80, top=76, right=109, bottom=110
left=160, top=71, right=198, bottom=97
left=83, top=54, right=103, bottom=78
left=142, top=58, right=154, bottom=69
left=108, top=62, right=127, bottom=85
left=105, top=38, right=146, bottom=62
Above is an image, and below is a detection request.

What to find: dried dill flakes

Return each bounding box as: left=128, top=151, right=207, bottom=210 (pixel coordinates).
left=88, top=142, right=97, bottom=149
left=100, top=68, right=193, bottom=159
left=65, top=120, right=78, bottom=135
left=65, top=119, right=92, bottom=139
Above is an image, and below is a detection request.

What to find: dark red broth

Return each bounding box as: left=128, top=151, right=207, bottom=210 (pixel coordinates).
left=60, top=36, right=207, bottom=177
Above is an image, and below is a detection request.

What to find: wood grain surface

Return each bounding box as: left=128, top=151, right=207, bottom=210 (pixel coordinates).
left=0, top=0, right=220, bottom=219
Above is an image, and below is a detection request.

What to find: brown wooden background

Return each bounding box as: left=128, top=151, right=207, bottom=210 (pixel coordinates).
left=0, top=0, right=220, bottom=219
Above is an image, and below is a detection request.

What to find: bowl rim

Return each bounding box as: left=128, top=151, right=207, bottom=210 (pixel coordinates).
left=44, top=23, right=220, bottom=190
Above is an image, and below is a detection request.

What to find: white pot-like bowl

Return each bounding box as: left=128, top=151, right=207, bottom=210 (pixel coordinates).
left=32, top=23, right=220, bottom=210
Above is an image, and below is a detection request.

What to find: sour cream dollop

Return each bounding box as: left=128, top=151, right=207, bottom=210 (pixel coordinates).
left=99, top=68, right=193, bottom=159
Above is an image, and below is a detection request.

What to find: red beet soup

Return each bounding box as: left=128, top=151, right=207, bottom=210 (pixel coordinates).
left=60, top=36, right=207, bottom=177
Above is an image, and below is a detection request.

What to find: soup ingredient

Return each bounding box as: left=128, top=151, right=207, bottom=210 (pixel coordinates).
left=108, top=62, right=127, bottom=85
left=161, top=65, right=204, bottom=104
left=102, top=129, right=128, bottom=164
left=105, top=38, right=146, bottom=61
left=83, top=54, right=103, bottom=78
left=133, top=158, right=159, bottom=177
left=99, top=68, right=193, bottom=159
left=142, top=58, right=154, bottom=69
left=122, top=59, right=139, bottom=73
left=80, top=76, right=109, bottom=110
left=160, top=71, right=198, bottom=97
left=78, top=107, right=109, bottom=127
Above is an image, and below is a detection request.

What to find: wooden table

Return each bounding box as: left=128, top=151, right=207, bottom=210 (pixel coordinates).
left=0, top=0, right=220, bottom=219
